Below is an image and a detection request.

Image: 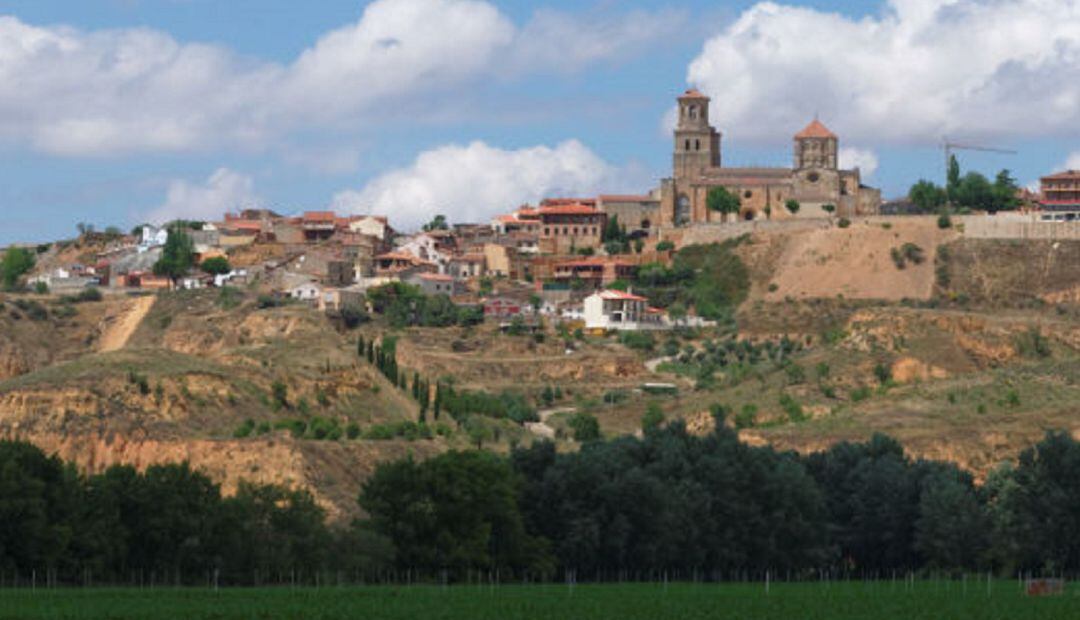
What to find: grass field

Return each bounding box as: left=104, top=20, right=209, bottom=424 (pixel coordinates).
left=2, top=582, right=1079, bottom=619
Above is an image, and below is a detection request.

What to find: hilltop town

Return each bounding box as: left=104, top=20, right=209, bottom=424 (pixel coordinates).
left=1, top=89, right=1079, bottom=519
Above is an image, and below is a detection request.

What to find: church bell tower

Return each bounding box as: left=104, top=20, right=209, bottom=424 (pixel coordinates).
left=673, top=89, right=721, bottom=180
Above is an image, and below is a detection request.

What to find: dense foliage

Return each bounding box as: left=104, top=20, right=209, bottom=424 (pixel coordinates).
left=634, top=239, right=750, bottom=320
left=1, top=246, right=35, bottom=290
left=366, top=282, right=482, bottom=328
left=152, top=227, right=195, bottom=281
left=7, top=428, right=1080, bottom=583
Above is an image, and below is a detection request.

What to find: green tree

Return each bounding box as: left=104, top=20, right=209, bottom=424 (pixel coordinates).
left=954, top=172, right=995, bottom=211
left=568, top=412, right=601, bottom=443
left=358, top=451, right=551, bottom=573
left=914, top=471, right=988, bottom=570
left=946, top=154, right=962, bottom=201
left=641, top=402, right=665, bottom=434
left=200, top=256, right=231, bottom=275
left=909, top=179, right=947, bottom=212
left=153, top=227, right=195, bottom=282
left=822, top=203, right=836, bottom=217
left=706, top=186, right=741, bottom=222
left=991, top=169, right=1020, bottom=213
left=1, top=246, right=35, bottom=290
left=423, top=215, right=449, bottom=231
left=785, top=199, right=801, bottom=215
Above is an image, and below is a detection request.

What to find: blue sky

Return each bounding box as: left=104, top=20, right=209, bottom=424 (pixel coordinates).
left=1, top=0, right=1078, bottom=243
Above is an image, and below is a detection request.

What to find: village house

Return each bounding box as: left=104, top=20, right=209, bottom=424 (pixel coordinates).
left=448, top=254, right=486, bottom=280
left=552, top=257, right=638, bottom=289
left=536, top=202, right=607, bottom=254
left=583, top=290, right=667, bottom=331
left=288, top=281, right=323, bottom=302
left=318, top=285, right=365, bottom=312
left=407, top=272, right=461, bottom=297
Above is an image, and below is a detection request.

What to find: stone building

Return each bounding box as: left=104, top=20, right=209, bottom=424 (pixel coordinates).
left=659, top=89, right=880, bottom=226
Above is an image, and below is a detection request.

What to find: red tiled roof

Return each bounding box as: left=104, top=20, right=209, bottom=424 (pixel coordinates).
left=418, top=273, right=454, bottom=282
left=221, top=219, right=262, bottom=231
left=303, top=211, right=336, bottom=222
left=539, top=204, right=601, bottom=216
left=599, top=195, right=656, bottom=203
left=680, top=88, right=708, bottom=99
left=541, top=198, right=597, bottom=207
left=1042, top=170, right=1080, bottom=181
left=795, top=119, right=837, bottom=139
left=376, top=251, right=420, bottom=262
left=599, top=290, right=647, bottom=302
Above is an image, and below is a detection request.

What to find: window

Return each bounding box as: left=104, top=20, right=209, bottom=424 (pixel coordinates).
left=744, top=190, right=753, bottom=199
left=684, top=139, right=690, bottom=151
left=544, top=227, right=550, bottom=236
left=695, top=139, right=701, bottom=151
left=573, top=227, right=578, bottom=235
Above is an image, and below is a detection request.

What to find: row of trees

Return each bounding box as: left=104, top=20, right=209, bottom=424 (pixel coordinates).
left=5, top=426, right=1080, bottom=583
left=360, top=426, right=1080, bottom=579
left=0, top=441, right=342, bottom=584
left=365, top=282, right=482, bottom=329
left=909, top=157, right=1020, bottom=213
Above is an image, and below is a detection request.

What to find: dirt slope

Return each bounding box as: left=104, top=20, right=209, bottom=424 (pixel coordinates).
left=747, top=219, right=958, bottom=301
left=99, top=295, right=156, bottom=352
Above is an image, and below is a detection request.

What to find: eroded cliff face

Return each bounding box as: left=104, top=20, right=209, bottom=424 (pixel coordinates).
left=1, top=430, right=441, bottom=521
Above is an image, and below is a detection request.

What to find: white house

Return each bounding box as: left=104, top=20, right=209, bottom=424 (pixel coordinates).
left=139, top=226, right=169, bottom=253
left=395, top=233, right=451, bottom=273
left=583, top=290, right=667, bottom=331
left=288, top=281, right=323, bottom=302
left=348, top=216, right=390, bottom=240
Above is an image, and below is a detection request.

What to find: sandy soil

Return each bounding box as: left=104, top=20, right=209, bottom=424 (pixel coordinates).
left=99, top=295, right=156, bottom=352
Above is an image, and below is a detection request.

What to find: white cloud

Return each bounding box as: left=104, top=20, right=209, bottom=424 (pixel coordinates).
left=338, top=140, right=641, bottom=227
left=508, top=8, right=685, bottom=74
left=147, top=168, right=259, bottom=224
left=839, top=147, right=879, bottom=177
left=686, top=0, right=1080, bottom=144
left=0, top=1, right=675, bottom=157
left=1064, top=152, right=1080, bottom=171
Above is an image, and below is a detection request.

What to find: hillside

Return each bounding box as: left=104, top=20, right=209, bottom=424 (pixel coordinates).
left=1, top=221, right=1078, bottom=519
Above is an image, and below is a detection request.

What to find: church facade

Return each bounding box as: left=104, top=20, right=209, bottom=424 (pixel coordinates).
left=659, top=89, right=881, bottom=226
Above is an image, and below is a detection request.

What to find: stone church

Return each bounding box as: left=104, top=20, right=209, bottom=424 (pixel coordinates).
left=659, top=89, right=881, bottom=226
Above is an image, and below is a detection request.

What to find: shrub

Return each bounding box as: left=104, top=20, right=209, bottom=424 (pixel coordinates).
left=850, top=386, right=872, bottom=402
left=837, top=217, right=851, bottom=228
left=784, top=363, right=806, bottom=385
left=619, top=330, right=655, bottom=352
left=33, top=281, right=49, bottom=295
left=873, top=363, right=892, bottom=385
left=345, top=422, right=361, bottom=440
left=201, top=256, right=231, bottom=275
left=641, top=402, right=665, bottom=433
left=901, top=243, right=925, bottom=265
left=735, top=404, right=758, bottom=429
left=1014, top=328, right=1051, bottom=359
left=656, top=240, right=675, bottom=252
left=937, top=213, right=953, bottom=229
left=779, top=394, right=805, bottom=422
left=271, top=380, right=289, bottom=410
left=568, top=413, right=601, bottom=442
left=233, top=419, right=255, bottom=439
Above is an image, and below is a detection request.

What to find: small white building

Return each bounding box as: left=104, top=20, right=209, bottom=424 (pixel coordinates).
left=139, top=226, right=169, bottom=253
left=288, top=281, right=323, bottom=302
left=583, top=290, right=667, bottom=331
left=348, top=216, right=390, bottom=241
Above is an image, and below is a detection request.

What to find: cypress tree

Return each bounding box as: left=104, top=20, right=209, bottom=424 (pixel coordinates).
left=357, top=335, right=365, bottom=357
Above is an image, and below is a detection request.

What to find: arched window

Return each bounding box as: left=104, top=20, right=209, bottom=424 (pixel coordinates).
left=684, top=139, right=691, bottom=151
left=695, top=139, right=701, bottom=151
left=676, top=195, right=691, bottom=226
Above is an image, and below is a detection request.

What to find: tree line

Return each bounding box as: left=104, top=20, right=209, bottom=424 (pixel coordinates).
left=5, top=423, right=1080, bottom=585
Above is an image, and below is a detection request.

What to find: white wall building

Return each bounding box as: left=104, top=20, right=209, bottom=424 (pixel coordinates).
left=583, top=290, right=667, bottom=331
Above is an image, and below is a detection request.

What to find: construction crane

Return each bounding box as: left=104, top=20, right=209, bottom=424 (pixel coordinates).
left=942, top=138, right=1017, bottom=183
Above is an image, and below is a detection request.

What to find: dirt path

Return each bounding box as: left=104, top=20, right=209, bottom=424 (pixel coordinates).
left=645, top=356, right=674, bottom=373
left=99, top=295, right=156, bottom=352
left=525, top=406, right=576, bottom=439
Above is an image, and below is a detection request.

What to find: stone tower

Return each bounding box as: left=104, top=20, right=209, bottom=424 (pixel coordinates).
left=794, top=119, right=838, bottom=170
left=673, top=89, right=721, bottom=180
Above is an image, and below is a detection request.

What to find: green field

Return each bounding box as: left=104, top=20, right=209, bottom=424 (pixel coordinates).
left=2, top=582, right=1079, bottom=619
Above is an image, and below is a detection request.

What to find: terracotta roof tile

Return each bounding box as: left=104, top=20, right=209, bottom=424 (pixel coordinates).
left=795, top=119, right=837, bottom=139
